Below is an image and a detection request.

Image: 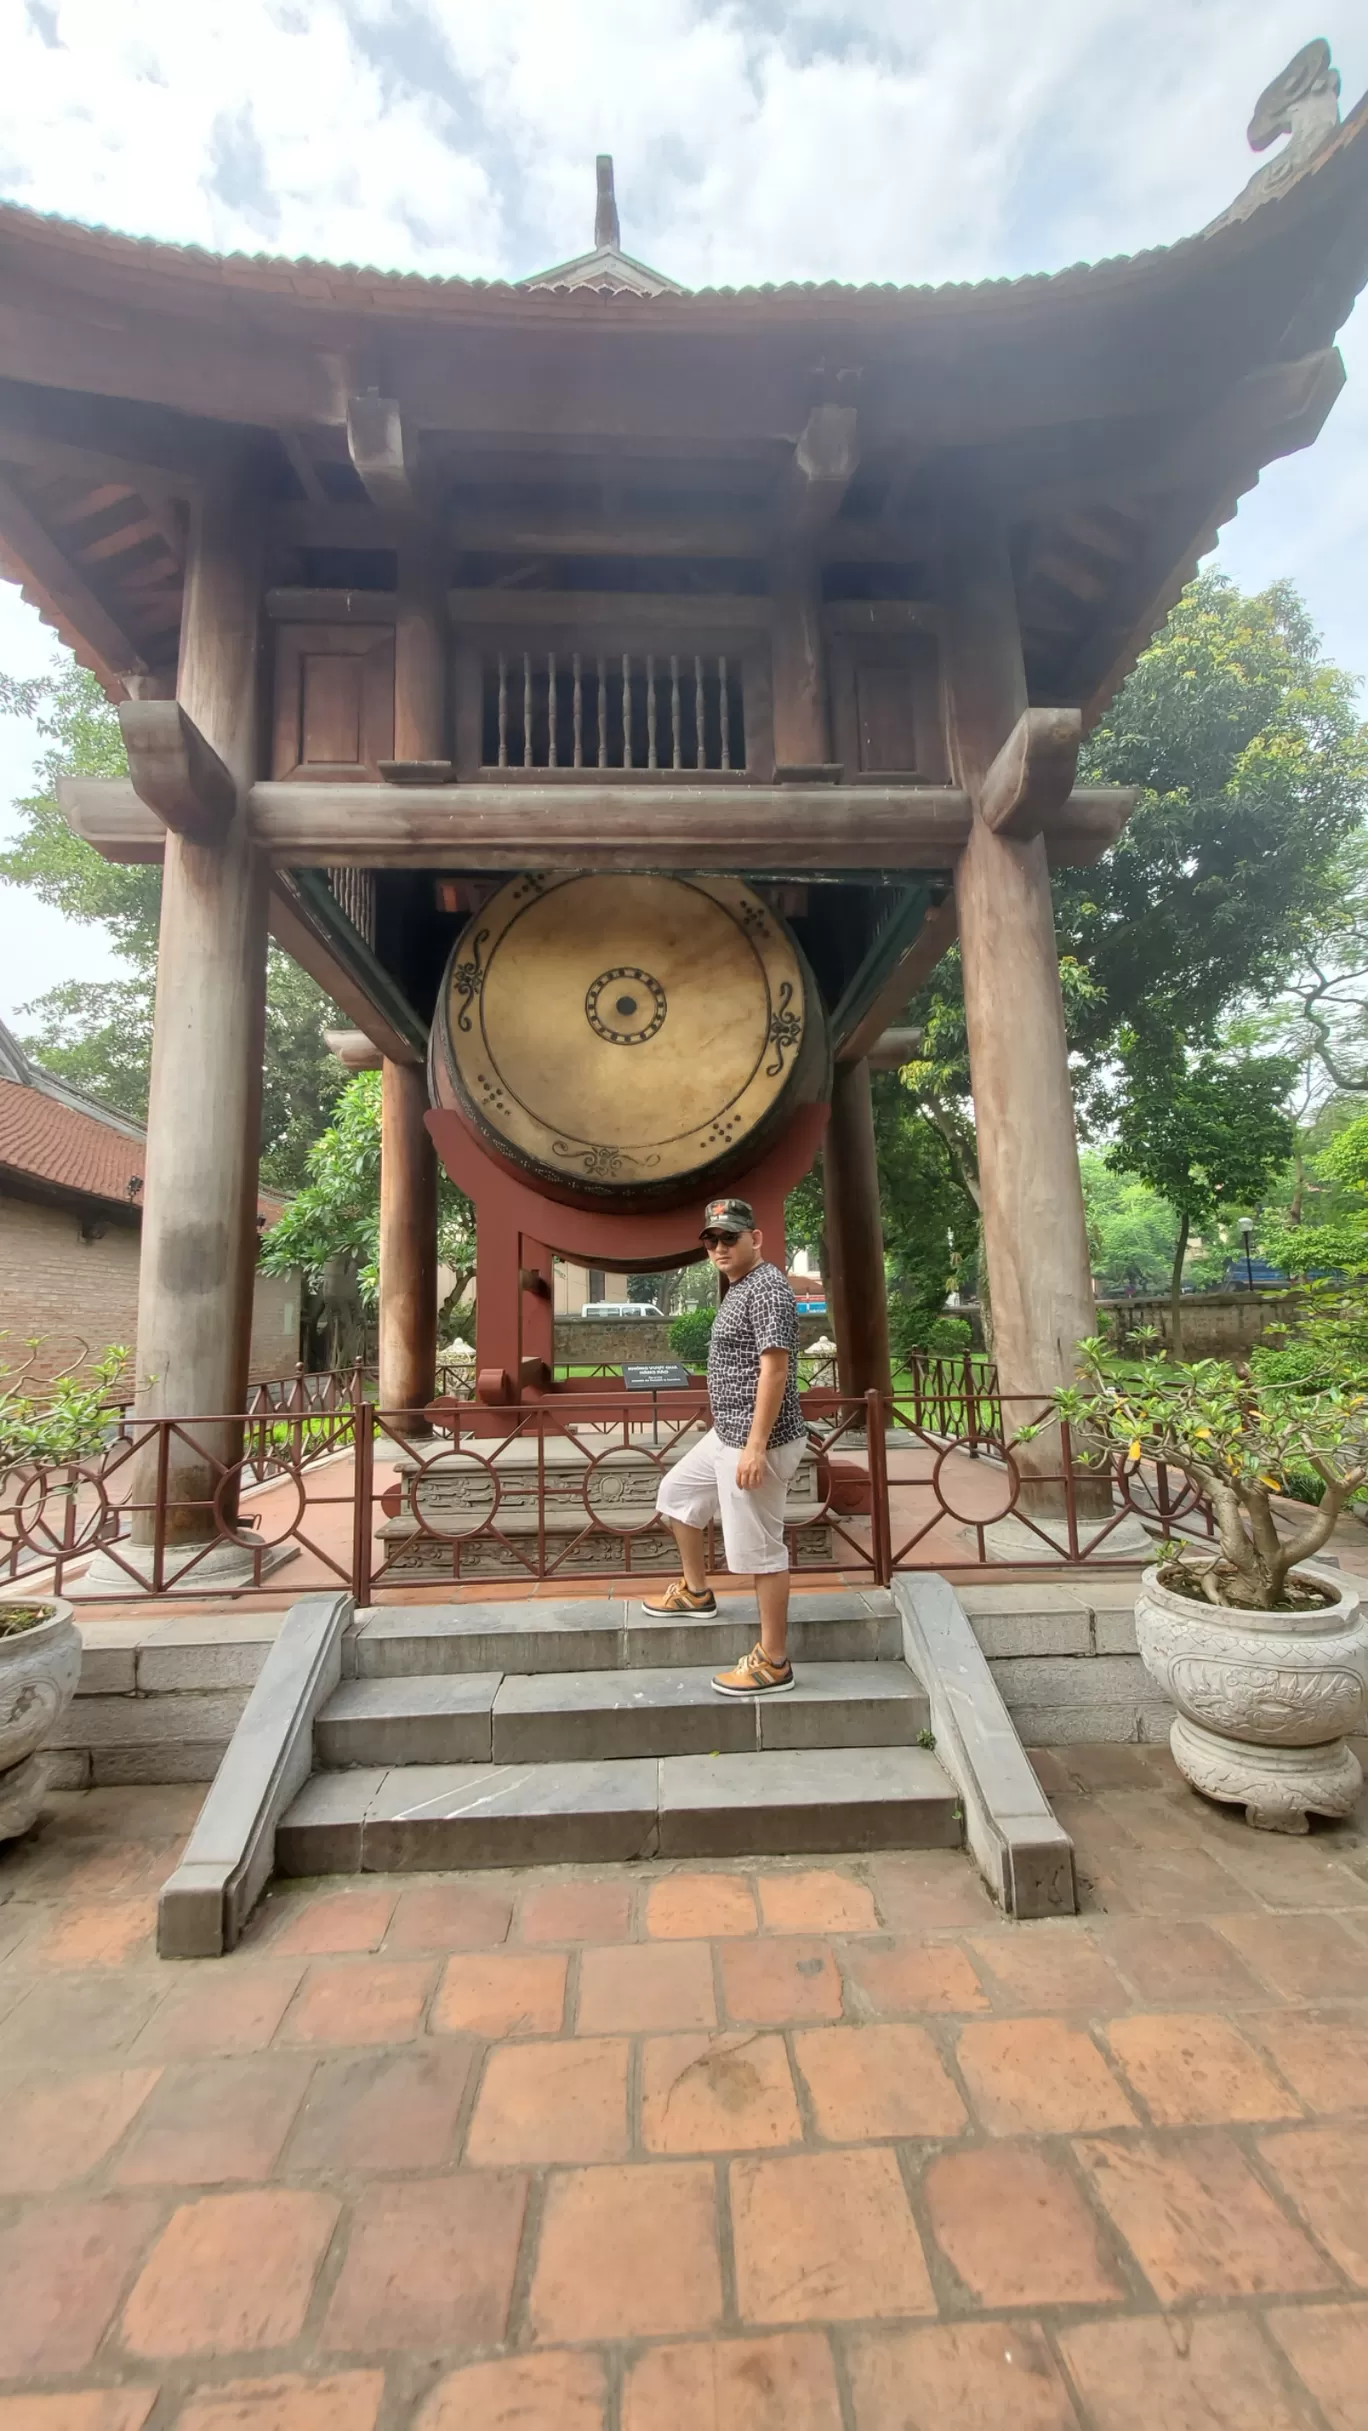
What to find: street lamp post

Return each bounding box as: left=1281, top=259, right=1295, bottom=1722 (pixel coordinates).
left=1239, top=1217, right=1255, bottom=1292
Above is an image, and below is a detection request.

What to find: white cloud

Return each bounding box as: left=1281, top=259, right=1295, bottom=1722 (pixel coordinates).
left=0, top=0, right=1365, bottom=1020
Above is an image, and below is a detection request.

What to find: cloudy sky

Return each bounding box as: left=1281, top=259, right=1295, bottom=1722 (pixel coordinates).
left=0, top=0, right=1365, bottom=1026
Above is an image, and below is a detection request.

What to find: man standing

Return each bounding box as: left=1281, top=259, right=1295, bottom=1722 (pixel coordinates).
left=645, top=1196, right=805, bottom=1696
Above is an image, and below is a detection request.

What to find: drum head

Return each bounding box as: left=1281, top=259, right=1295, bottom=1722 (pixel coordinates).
left=437, top=872, right=810, bottom=1191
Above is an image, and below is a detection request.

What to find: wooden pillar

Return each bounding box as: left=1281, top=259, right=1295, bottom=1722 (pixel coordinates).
left=133, top=465, right=269, bottom=1544
left=379, top=1059, right=438, bottom=1429
left=769, top=546, right=828, bottom=769
left=823, top=1057, right=893, bottom=1400
left=945, top=509, right=1100, bottom=1501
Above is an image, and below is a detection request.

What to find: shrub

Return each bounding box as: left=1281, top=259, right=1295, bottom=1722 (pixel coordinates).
left=668, top=1306, right=716, bottom=1367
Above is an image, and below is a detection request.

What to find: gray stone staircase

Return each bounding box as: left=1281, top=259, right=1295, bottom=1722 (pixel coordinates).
left=275, top=1587, right=962, bottom=1873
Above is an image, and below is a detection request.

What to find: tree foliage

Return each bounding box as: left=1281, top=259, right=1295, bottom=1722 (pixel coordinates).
left=0, top=662, right=347, bottom=1189
left=258, top=1071, right=475, bottom=1320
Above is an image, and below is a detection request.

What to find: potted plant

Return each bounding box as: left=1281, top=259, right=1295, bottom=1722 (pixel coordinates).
left=0, top=1339, right=126, bottom=1840
left=1054, top=1334, right=1368, bottom=1833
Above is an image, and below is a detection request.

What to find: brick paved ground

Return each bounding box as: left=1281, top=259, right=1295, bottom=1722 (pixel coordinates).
left=4, top=1746, right=1368, bottom=2428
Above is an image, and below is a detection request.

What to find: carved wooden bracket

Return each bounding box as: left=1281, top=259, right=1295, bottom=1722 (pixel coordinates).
left=117, top=700, right=237, bottom=843
left=346, top=392, right=410, bottom=509
left=783, top=402, right=860, bottom=532
left=979, top=707, right=1083, bottom=838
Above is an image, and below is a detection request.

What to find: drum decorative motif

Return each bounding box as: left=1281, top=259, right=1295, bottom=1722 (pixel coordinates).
left=431, top=872, right=825, bottom=1207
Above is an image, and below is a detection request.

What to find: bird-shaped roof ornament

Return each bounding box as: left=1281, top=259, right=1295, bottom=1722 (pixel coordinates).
left=1208, top=37, right=1343, bottom=229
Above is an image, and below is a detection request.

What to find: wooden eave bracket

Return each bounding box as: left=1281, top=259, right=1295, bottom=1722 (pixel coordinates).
left=784, top=402, right=860, bottom=533
left=117, top=701, right=237, bottom=844
left=980, top=708, right=1082, bottom=838
left=346, top=393, right=411, bottom=509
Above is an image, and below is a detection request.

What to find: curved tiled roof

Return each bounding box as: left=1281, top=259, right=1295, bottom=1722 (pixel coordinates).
left=0, top=1077, right=284, bottom=1222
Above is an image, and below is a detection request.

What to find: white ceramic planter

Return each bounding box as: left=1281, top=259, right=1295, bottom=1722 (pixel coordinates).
left=1135, top=1561, right=1368, bottom=1834
left=0, top=1597, right=80, bottom=1840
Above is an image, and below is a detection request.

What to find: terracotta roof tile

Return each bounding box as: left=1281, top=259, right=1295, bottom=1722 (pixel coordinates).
left=0, top=1078, right=284, bottom=1222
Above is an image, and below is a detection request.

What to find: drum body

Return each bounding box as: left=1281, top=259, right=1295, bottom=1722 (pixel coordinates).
left=430, top=871, right=829, bottom=1212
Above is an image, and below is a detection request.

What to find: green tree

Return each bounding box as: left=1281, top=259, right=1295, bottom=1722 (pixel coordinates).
left=259, top=1070, right=475, bottom=1324
left=785, top=1073, right=978, bottom=1349
left=0, top=662, right=347, bottom=1188
left=1106, top=1048, right=1296, bottom=1355
left=1079, top=1152, right=1180, bottom=1294
left=1263, top=1109, right=1368, bottom=1279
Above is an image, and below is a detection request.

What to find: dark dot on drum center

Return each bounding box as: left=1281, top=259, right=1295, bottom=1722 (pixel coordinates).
left=616, top=995, right=638, bottom=1016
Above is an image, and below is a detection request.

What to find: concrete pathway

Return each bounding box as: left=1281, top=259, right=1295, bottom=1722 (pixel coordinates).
left=3, top=1747, right=1368, bottom=2427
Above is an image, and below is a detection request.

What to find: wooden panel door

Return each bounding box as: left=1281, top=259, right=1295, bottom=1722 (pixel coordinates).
left=272, top=623, right=395, bottom=780
left=830, top=634, right=946, bottom=780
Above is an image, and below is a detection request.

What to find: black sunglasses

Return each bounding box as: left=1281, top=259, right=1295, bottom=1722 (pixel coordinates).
left=702, top=1229, right=742, bottom=1247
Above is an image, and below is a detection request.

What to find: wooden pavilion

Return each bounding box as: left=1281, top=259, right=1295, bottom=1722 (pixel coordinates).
left=0, top=39, right=1364, bottom=1557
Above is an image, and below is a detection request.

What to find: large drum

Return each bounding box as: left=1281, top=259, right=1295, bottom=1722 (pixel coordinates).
left=430, top=871, right=829, bottom=1210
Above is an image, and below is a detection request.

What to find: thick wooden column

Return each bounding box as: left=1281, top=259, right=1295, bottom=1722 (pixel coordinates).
left=394, top=540, right=445, bottom=763
left=133, top=466, right=269, bottom=1541
left=946, top=512, right=1099, bottom=1495
left=379, top=1059, right=438, bottom=1428
left=823, top=1058, right=893, bottom=1400
left=770, top=545, right=828, bottom=769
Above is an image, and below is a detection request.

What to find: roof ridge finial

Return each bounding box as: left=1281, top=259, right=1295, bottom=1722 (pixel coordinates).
left=595, top=155, right=621, bottom=252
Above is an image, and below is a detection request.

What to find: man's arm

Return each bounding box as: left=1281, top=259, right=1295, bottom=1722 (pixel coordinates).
left=736, top=1348, right=790, bottom=1490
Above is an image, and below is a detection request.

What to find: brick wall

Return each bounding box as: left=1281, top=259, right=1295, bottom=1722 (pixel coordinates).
left=0, top=1191, right=301, bottom=1389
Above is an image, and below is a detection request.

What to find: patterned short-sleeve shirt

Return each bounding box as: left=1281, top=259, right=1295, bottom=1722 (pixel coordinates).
left=706, top=1260, right=805, bottom=1449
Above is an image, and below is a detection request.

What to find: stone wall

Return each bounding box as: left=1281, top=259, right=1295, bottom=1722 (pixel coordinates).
left=555, top=1312, right=836, bottom=1368
left=957, top=1580, right=1169, bottom=1744
left=1100, top=1292, right=1294, bottom=1360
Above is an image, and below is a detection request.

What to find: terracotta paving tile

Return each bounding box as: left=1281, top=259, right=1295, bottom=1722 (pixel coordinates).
left=954, top=2018, right=1136, bottom=2136
left=33, top=1898, right=156, bottom=1969
left=431, top=1950, right=567, bottom=2038
left=863, top=1853, right=999, bottom=1930
left=1260, top=2122, right=1368, bottom=2287
left=1058, top=2312, right=1312, bottom=2431
left=719, top=1937, right=842, bottom=2026
left=468, top=2036, right=631, bottom=2164
left=1200, top=1831, right=1368, bottom=1911
left=1096, top=1919, right=1266, bottom=2006
left=1090, top=1848, right=1262, bottom=1916
left=121, top=2190, right=339, bottom=2359
left=256, top=1889, right=397, bottom=1957
left=518, top=1878, right=634, bottom=1945
left=646, top=1872, right=759, bottom=1939
left=756, top=1871, right=877, bottom=1935
left=968, top=1926, right=1126, bottom=2012
left=285, top=2043, right=478, bottom=2173
left=1269, top=2300, right=1368, bottom=2431
left=1051, top=1745, right=1179, bottom=1792
left=842, top=1936, right=989, bottom=2018
left=172, top=2373, right=386, bottom=2431
left=1215, top=1913, right=1368, bottom=2000
left=0, top=2197, right=160, bottom=2377
left=793, top=2021, right=967, bottom=2142
left=0, top=1974, right=168, bottom=2069
left=0, top=2067, right=160, bottom=2193
left=623, top=2330, right=843, bottom=2429
left=322, top=2173, right=527, bottom=2352
left=530, top=2161, right=723, bottom=2341
left=279, top=1959, right=435, bottom=2047
left=847, top=2321, right=1081, bottom=2430
left=731, top=2147, right=935, bottom=2324
left=114, top=2056, right=315, bottom=2185
left=577, top=1941, right=716, bottom=2033
left=1252, top=2008, right=1368, bottom=2114
left=386, top=1881, right=513, bottom=1951
left=416, top=2351, right=607, bottom=2431
left=641, top=2031, right=802, bottom=2153
left=924, top=2146, right=1124, bottom=2309
left=1104, top=2012, right=1301, bottom=2126
left=1074, top=2131, right=1337, bottom=2302
left=129, top=1966, right=305, bottom=2060
left=0, top=2398, right=158, bottom=2431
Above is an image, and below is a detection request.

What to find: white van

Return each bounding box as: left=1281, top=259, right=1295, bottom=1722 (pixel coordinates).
left=580, top=1300, right=665, bottom=1319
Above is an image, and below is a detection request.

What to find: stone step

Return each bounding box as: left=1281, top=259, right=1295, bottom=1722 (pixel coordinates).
left=348, top=1589, right=900, bottom=1678
left=277, top=1744, right=960, bottom=1872
left=316, top=1660, right=929, bottom=1769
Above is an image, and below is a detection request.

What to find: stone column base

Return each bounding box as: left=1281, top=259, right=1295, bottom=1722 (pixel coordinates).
left=74, top=1539, right=300, bottom=1599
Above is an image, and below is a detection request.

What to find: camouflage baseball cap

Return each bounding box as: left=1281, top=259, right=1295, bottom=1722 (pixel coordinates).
left=700, top=1196, right=756, bottom=1238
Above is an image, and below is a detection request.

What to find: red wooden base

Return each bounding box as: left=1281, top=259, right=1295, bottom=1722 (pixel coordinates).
left=425, top=1101, right=829, bottom=1409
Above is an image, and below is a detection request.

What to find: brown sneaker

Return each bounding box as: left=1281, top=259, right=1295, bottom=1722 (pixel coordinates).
left=641, top=1579, right=718, bottom=1616
left=713, top=1642, right=795, bottom=1696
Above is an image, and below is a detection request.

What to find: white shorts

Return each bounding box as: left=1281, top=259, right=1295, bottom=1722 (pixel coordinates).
left=654, top=1427, right=807, bottom=1575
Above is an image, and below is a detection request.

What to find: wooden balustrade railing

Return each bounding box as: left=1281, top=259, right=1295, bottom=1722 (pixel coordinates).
left=484, top=648, right=746, bottom=772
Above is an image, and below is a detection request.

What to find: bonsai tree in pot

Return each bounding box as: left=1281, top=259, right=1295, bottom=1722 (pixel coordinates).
left=0, top=1337, right=127, bottom=1842
left=1053, top=1332, right=1368, bottom=1832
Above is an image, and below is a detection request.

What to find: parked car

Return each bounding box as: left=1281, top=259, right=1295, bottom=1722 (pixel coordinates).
left=580, top=1301, right=665, bottom=1319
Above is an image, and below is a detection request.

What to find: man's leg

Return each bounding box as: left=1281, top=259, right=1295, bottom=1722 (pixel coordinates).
left=755, top=1567, right=790, bottom=1664
left=667, top=1516, right=711, bottom=1596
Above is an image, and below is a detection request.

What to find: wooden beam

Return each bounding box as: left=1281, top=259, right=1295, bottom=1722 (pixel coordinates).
left=280, top=431, right=330, bottom=507
left=0, top=471, right=144, bottom=691
left=784, top=403, right=860, bottom=534
left=268, top=882, right=424, bottom=1068
left=117, top=701, right=236, bottom=843
left=980, top=708, right=1082, bottom=838
left=836, top=895, right=959, bottom=1065
left=865, top=1027, right=922, bottom=1070
left=831, top=887, right=936, bottom=1055
left=1042, top=788, right=1139, bottom=865
left=346, top=393, right=410, bottom=509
